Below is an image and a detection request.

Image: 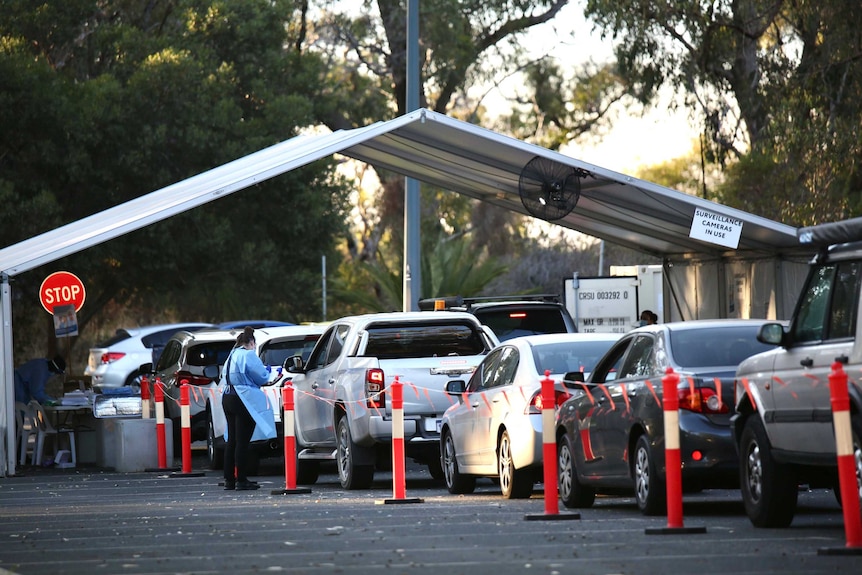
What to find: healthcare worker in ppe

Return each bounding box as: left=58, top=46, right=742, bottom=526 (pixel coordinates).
left=221, top=326, right=276, bottom=491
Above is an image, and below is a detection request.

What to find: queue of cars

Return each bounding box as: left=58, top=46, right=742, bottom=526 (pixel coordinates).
left=82, top=261, right=862, bottom=527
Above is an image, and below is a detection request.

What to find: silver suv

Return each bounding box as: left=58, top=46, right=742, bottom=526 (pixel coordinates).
left=733, top=218, right=862, bottom=527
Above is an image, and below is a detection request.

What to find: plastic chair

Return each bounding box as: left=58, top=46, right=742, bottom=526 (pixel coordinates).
left=15, top=402, right=36, bottom=466
left=28, top=400, right=76, bottom=468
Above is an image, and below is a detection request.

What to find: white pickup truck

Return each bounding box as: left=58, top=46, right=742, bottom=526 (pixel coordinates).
left=286, top=311, right=499, bottom=489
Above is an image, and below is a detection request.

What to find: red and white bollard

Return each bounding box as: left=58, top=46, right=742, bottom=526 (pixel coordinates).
left=378, top=376, right=422, bottom=504
left=525, top=370, right=579, bottom=521
left=645, top=367, right=705, bottom=534
left=171, top=383, right=204, bottom=478
left=273, top=383, right=310, bottom=495
left=180, top=384, right=192, bottom=473
left=154, top=378, right=167, bottom=469
left=818, top=362, right=862, bottom=554
left=140, top=375, right=150, bottom=419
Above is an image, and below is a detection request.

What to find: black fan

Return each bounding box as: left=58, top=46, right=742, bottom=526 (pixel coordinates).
left=518, top=156, right=581, bottom=221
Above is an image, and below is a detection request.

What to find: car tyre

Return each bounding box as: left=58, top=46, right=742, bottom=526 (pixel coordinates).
left=206, top=408, right=224, bottom=470
left=336, top=417, right=374, bottom=490
left=442, top=430, right=476, bottom=494
left=498, top=430, right=532, bottom=499
left=294, top=439, right=320, bottom=485
left=634, top=435, right=665, bottom=516
left=739, top=416, right=797, bottom=528
left=558, top=434, right=595, bottom=508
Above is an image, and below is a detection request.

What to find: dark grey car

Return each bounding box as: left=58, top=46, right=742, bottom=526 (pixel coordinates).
left=555, top=319, right=779, bottom=515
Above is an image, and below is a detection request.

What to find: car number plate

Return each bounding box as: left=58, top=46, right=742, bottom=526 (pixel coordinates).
left=424, top=418, right=442, bottom=433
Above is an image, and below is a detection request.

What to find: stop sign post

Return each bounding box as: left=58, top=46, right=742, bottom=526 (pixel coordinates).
left=40, top=271, right=86, bottom=314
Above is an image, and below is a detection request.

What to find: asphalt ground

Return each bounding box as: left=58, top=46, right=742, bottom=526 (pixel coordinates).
left=0, top=452, right=859, bottom=575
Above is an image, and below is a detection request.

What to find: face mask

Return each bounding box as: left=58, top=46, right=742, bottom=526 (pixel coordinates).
left=638, top=320, right=648, bottom=327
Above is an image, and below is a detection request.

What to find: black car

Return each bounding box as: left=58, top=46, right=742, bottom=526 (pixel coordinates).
left=555, top=319, right=780, bottom=515
left=418, top=294, right=576, bottom=341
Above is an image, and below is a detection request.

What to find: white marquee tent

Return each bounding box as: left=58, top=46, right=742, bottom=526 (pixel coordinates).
left=0, top=109, right=812, bottom=476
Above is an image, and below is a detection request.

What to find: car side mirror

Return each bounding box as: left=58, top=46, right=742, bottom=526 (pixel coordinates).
left=139, top=362, right=153, bottom=374
left=203, top=364, right=220, bottom=381
left=757, top=322, right=785, bottom=345
left=562, top=371, right=585, bottom=388
left=445, top=380, right=466, bottom=394
left=284, top=355, right=303, bottom=373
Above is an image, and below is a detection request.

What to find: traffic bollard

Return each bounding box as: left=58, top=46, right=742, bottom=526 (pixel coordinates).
left=525, top=370, right=579, bottom=521
left=140, top=375, right=150, bottom=419
left=378, top=376, right=422, bottom=504
left=817, top=361, right=862, bottom=555
left=645, top=367, right=705, bottom=534
left=272, top=383, right=311, bottom=495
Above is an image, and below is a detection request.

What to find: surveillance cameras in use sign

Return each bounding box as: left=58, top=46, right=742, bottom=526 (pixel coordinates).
left=39, top=271, right=86, bottom=314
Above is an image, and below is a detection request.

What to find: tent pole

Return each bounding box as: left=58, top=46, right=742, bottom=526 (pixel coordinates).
left=1, top=273, right=15, bottom=477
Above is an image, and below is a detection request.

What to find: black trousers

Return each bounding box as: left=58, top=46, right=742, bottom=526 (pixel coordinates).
left=222, top=392, right=256, bottom=482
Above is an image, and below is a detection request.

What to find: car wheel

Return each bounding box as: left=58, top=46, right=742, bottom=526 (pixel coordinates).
left=739, top=416, right=797, bottom=527
left=442, top=430, right=476, bottom=494
left=634, top=435, right=665, bottom=516
left=498, top=430, right=532, bottom=499
left=427, top=457, right=445, bottom=481
left=336, top=417, right=374, bottom=490
left=206, top=408, right=224, bottom=470
left=558, top=433, right=595, bottom=508
left=293, top=438, right=320, bottom=485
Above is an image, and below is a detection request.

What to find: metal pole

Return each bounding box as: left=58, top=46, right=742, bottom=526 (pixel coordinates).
left=1, top=274, right=14, bottom=476
left=321, top=255, right=327, bottom=322
left=404, top=0, right=421, bottom=311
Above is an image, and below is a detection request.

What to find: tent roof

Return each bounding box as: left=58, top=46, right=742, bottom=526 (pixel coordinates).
left=0, top=109, right=802, bottom=276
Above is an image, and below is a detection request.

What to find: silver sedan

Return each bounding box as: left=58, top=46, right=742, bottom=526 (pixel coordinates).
left=439, top=332, right=621, bottom=498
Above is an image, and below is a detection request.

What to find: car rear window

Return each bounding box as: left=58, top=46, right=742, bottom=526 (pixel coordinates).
left=669, top=326, right=777, bottom=368
left=363, top=322, right=486, bottom=359
left=531, top=340, right=617, bottom=375
left=474, top=307, right=569, bottom=341
left=185, top=341, right=237, bottom=367
left=96, top=329, right=132, bottom=347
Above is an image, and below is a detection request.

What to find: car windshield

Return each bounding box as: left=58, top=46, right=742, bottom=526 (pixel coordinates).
left=474, top=308, right=569, bottom=341
left=669, top=325, right=777, bottom=369
left=260, top=336, right=320, bottom=366
left=531, top=340, right=616, bottom=375
left=363, top=322, right=486, bottom=359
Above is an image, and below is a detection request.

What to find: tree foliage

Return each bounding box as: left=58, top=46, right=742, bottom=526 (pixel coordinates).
left=1, top=0, right=350, bottom=359
left=583, top=0, right=862, bottom=224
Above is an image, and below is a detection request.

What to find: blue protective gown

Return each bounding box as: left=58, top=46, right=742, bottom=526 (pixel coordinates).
left=223, top=347, right=276, bottom=442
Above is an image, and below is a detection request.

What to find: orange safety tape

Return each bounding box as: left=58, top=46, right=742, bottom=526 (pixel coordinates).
left=713, top=377, right=723, bottom=410
left=595, top=383, right=616, bottom=410
left=618, top=382, right=631, bottom=413
left=739, top=377, right=757, bottom=409
left=480, top=391, right=492, bottom=412
left=500, top=389, right=511, bottom=408
left=771, top=375, right=799, bottom=399
left=687, top=376, right=696, bottom=404
left=803, top=373, right=821, bottom=387
left=644, top=379, right=660, bottom=407
left=577, top=382, right=595, bottom=405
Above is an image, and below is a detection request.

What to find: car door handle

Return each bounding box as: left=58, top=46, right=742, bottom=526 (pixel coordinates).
left=311, top=382, right=319, bottom=390
left=328, top=378, right=336, bottom=385
left=800, top=357, right=813, bottom=368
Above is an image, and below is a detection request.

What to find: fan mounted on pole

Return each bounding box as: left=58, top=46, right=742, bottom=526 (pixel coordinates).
left=518, top=156, right=584, bottom=221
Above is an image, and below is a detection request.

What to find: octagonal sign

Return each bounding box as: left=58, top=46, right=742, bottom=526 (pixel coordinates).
left=40, top=271, right=86, bottom=314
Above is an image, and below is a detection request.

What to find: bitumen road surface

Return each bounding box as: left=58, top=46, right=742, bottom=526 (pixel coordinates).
left=0, top=453, right=859, bottom=575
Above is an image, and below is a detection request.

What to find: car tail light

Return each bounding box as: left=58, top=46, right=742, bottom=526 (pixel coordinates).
left=526, top=389, right=571, bottom=414
left=100, top=352, right=126, bottom=364
left=678, top=387, right=728, bottom=414
left=175, top=370, right=215, bottom=386
left=366, top=368, right=385, bottom=409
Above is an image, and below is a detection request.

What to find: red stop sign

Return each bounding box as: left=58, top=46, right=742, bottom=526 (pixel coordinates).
left=39, top=271, right=86, bottom=314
